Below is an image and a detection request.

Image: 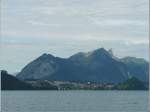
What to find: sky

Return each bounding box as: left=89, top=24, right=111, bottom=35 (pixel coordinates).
left=0, top=0, right=149, bottom=74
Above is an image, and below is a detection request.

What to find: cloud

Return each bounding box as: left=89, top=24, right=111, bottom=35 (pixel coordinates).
left=1, top=0, right=149, bottom=73
left=0, top=39, right=148, bottom=73
left=91, top=19, right=145, bottom=27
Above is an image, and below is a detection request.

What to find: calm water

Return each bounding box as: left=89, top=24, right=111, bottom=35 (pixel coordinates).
left=1, top=91, right=149, bottom=112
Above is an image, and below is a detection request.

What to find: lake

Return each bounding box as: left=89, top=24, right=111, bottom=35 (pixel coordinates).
left=1, top=90, right=149, bottom=112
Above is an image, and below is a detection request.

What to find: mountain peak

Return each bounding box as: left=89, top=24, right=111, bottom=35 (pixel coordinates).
left=41, top=53, right=54, bottom=57
left=39, top=53, right=55, bottom=60
left=92, top=48, right=108, bottom=54
left=69, top=48, right=112, bottom=61
left=121, top=56, right=148, bottom=64
left=90, top=48, right=112, bottom=59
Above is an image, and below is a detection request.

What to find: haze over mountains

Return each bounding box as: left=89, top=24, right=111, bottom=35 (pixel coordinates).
left=16, top=48, right=149, bottom=83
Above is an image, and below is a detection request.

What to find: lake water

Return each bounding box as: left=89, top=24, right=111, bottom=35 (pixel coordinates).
left=1, top=91, right=149, bottom=112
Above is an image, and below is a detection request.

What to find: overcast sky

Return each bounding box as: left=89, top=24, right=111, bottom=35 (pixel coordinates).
left=0, top=0, right=149, bottom=74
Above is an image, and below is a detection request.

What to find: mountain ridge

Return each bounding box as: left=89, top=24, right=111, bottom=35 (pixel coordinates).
left=16, top=48, right=149, bottom=83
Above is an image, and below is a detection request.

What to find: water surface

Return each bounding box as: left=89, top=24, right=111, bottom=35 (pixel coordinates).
left=1, top=90, right=149, bottom=112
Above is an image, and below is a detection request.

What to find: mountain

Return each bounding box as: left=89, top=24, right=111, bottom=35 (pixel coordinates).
left=116, top=77, right=148, bottom=90
left=16, top=48, right=149, bottom=83
left=121, top=57, right=149, bottom=82
left=1, top=70, right=34, bottom=90
left=1, top=70, right=58, bottom=90
left=2, top=69, right=148, bottom=90
left=17, top=53, right=62, bottom=80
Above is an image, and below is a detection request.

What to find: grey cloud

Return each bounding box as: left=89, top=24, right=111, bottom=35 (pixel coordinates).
left=1, top=0, right=149, bottom=73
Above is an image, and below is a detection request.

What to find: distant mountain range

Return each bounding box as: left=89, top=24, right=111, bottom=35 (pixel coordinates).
left=16, top=48, right=149, bottom=83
